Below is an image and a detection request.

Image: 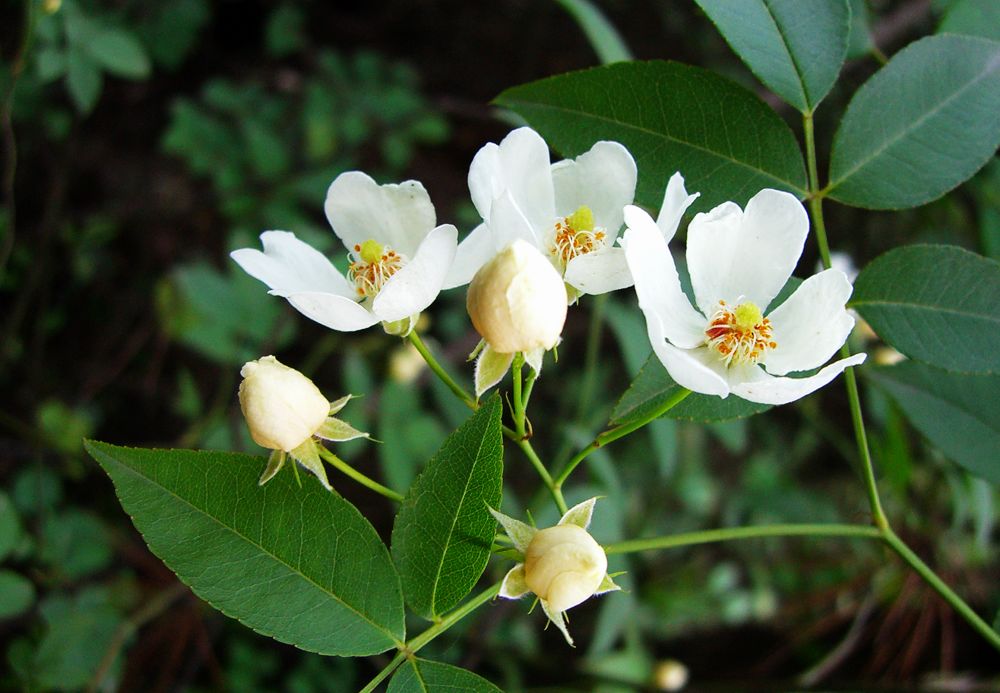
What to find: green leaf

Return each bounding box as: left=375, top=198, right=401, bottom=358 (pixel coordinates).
left=495, top=60, right=807, bottom=212
left=86, top=27, right=152, bottom=79
left=867, top=362, right=1000, bottom=483
left=66, top=48, right=103, bottom=114
left=694, top=0, right=849, bottom=112
left=40, top=510, right=113, bottom=580
left=0, top=570, right=36, bottom=619
left=85, top=441, right=405, bottom=655
left=387, top=658, right=503, bottom=693
left=827, top=35, right=1000, bottom=209
left=612, top=356, right=771, bottom=425
left=846, top=0, right=874, bottom=59
left=555, top=0, right=633, bottom=65
left=850, top=244, right=1000, bottom=374
left=939, top=0, right=1000, bottom=41
left=390, top=395, right=504, bottom=620
left=0, top=492, right=22, bottom=563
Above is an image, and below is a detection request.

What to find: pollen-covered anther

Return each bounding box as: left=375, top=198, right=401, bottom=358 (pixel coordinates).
left=348, top=239, right=406, bottom=297
left=705, top=300, right=777, bottom=366
left=551, top=205, right=607, bottom=270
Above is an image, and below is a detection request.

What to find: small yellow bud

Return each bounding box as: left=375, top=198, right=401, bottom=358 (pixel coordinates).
left=238, top=356, right=330, bottom=452
left=566, top=205, right=595, bottom=232
left=359, top=239, right=384, bottom=264
left=653, top=659, right=689, bottom=691
left=733, top=301, right=763, bottom=330
left=524, top=524, right=607, bottom=613
left=466, top=240, right=568, bottom=354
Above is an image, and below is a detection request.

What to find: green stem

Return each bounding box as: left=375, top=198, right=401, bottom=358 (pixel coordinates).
left=407, top=331, right=477, bottom=410
left=317, top=447, right=404, bottom=502
left=359, top=582, right=503, bottom=691
left=554, top=388, right=692, bottom=488
left=512, top=354, right=525, bottom=437
left=605, top=523, right=881, bottom=555
left=515, top=438, right=568, bottom=515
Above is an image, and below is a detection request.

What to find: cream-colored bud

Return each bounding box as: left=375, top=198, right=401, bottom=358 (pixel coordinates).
left=523, top=524, right=607, bottom=612
left=238, top=356, right=330, bottom=452
left=467, top=240, right=567, bottom=354
left=653, top=660, right=689, bottom=691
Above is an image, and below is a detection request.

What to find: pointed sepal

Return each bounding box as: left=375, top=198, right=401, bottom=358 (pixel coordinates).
left=288, top=439, right=332, bottom=491
left=540, top=598, right=574, bottom=647
left=258, top=449, right=286, bottom=486
left=594, top=572, right=622, bottom=596
left=558, top=497, right=599, bottom=530
left=328, top=394, right=353, bottom=416
left=315, top=417, right=369, bottom=442
left=474, top=345, right=514, bottom=398
left=488, top=506, right=537, bottom=553
left=523, top=347, right=544, bottom=375
left=498, top=564, right=531, bottom=600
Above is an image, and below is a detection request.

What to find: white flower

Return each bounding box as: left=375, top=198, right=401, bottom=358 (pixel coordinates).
left=238, top=356, right=369, bottom=489
left=231, top=171, right=458, bottom=336
left=445, top=127, right=637, bottom=302
left=490, top=498, right=620, bottom=646
left=622, top=182, right=866, bottom=405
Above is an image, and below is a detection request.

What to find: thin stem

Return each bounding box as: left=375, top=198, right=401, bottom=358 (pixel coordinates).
left=317, top=447, right=404, bottom=502
left=358, top=652, right=406, bottom=693
left=515, top=438, right=567, bottom=515
left=882, top=528, right=1000, bottom=652
left=605, top=523, right=881, bottom=555
left=512, top=354, right=525, bottom=437
left=554, top=388, right=692, bottom=488
left=407, top=331, right=476, bottom=410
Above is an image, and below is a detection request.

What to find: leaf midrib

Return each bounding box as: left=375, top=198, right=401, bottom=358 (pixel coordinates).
left=759, top=0, right=809, bottom=109
left=104, top=452, right=399, bottom=644
left=850, top=298, right=1000, bottom=324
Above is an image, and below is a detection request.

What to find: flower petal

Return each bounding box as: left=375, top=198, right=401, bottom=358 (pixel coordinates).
left=686, top=189, right=807, bottom=313
left=468, top=127, right=554, bottom=234
left=231, top=230, right=354, bottom=297
left=622, top=205, right=706, bottom=348
left=371, top=224, right=458, bottom=322
left=652, top=341, right=731, bottom=398
left=443, top=223, right=492, bottom=290
left=499, top=564, right=531, bottom=600
left=558, top=497, right=598, bottom=530
left=655, top=172, right=700, bottom=241
left=564, top=247, right=633, bottom=295
left=762, top=269, right=855, bottom=376
left=285, top=292, right=380, bottom=332
left=523, top=347, right=544, bottom=375
left=488, top=506, right=537, bottom=553
left=551, top=140, right=636, bottom=234
left=475, top=344, right=514, bottom=398
left=729, top=353, right=867, bottom=405
left=324, top=171, right=436, bottom=258
left=489, top=191, right=541, bottom=249
left=540, top=599, right=574, bottom=646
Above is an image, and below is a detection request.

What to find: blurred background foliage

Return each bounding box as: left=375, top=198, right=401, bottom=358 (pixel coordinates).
left=0, top=0, right=997, bottom=690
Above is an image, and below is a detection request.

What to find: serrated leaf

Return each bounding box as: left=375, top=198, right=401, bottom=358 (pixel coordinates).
left=612, top=356, right=771, bottom=425
left=827, top=35, right=1000, bottom=209
left=495, top=60, right=807, bottom=212
left=86, top=27, right=152, bottom=79
left=391, top=395, right=504, bottom=620
left=939, top=0, right=1000, bottom=41
left=850, top=245, right=1000, bottom=374
left=387, top=658, right=503, bottom=693
left=85, top=441, right=405, bottom=655
left=867, top=362, right=1000, bottom=483
left=694, top=0, right=850, bottom=112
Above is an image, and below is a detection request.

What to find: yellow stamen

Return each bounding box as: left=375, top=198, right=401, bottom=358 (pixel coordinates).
left=359, top=239, right=384, bottom=264
left=705, top=300, right=776, bottom=366
left=551, top=205, right=606, bottom=271
left=348, top=239, right=405, bottom=298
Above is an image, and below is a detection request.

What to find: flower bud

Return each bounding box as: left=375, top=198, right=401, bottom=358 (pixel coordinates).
left=524, top=524, right=607, bottom=613
left=238, top=356, right=330, bottom=452
left=466, top=240, right=567, bottom=354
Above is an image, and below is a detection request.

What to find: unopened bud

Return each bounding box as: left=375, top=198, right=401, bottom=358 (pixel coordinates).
left=653, top=660, right=689, bottom=691
left=238, top=356, right=329, bottom=452
left=524, top=524, right=607, bottom=612
left=466, top=240, right=567, bottom=354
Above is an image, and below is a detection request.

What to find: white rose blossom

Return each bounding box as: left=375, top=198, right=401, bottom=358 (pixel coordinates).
left=622, top=179, right=865, bottom=405
left=231, top=171, right=458, bottom=336
left=445, top=126, right=637, bottom=302
left=490, top=498, right=620, bottom=646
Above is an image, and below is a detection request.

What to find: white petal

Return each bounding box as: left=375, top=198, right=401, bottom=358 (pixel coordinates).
left=285, top=292, right=380, bottom=332
left=468, top=127, right=554, bottom=233
left=489, top=191, right=541, bottom=249
left=730, top=353, right=867, bottom=405
left=324, top=171, right=436, bottom=258
left=621, top=205, right=706, bottom=348
left=231, top=231, right=354, bottom=297
left=564, top=247, right=633, bottom=295
left=371, top=224, right=458, bottom=322
left=762, top=269, right=855, bottom=376
left=551, top=141, right=636, bottom=233
left=539, top=599, right=574, bottom=646
left=687, top=190, right=808, bottom=313
left=558, top=497, right=598, bottom=529
left=655, top=172, right=701, bottom=241
left=652, top=341, right=731, bottom=398
left=523, top=347, right=544, bottom=375
left=443, top=223, right=492, bottom=290
left=499, top=564, right=531, bottom=599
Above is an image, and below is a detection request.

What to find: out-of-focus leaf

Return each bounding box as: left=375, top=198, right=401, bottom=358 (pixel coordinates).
left=40, top=510, right=113, bottom=580
left=86, top=442, right=406, bottom=655
left=391, top=396, right=503, bottom=619
left=846, top=0, right=873, bottom=58
left=0, top=571, right=36, bottom=619
left=495, top=60, right=807, bottom=212
left=828, top=35, right=1000, bottom=209
left=378, top=381, right=447, bottom=491
left=0, top=493, right=22, bottom=563
left=86, top=27, right=151, bottom=79
left=66, top=48, right=102, bottom=114
left=555, top=0, right=633, bottom=64
left=694, top=0, right=849, bottom=112
left=939, top=0, right=1000, bottom=41
left=265, top=3, right=306, bottom=57
left=850, top=244, right=1000, bottom=374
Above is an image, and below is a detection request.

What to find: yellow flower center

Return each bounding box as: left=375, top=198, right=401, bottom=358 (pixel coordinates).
left=551, top=205, right=607, bottom=271
left=705, top=300, right=776, bottom=366
left=348, top=239, right=406, bottom=298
